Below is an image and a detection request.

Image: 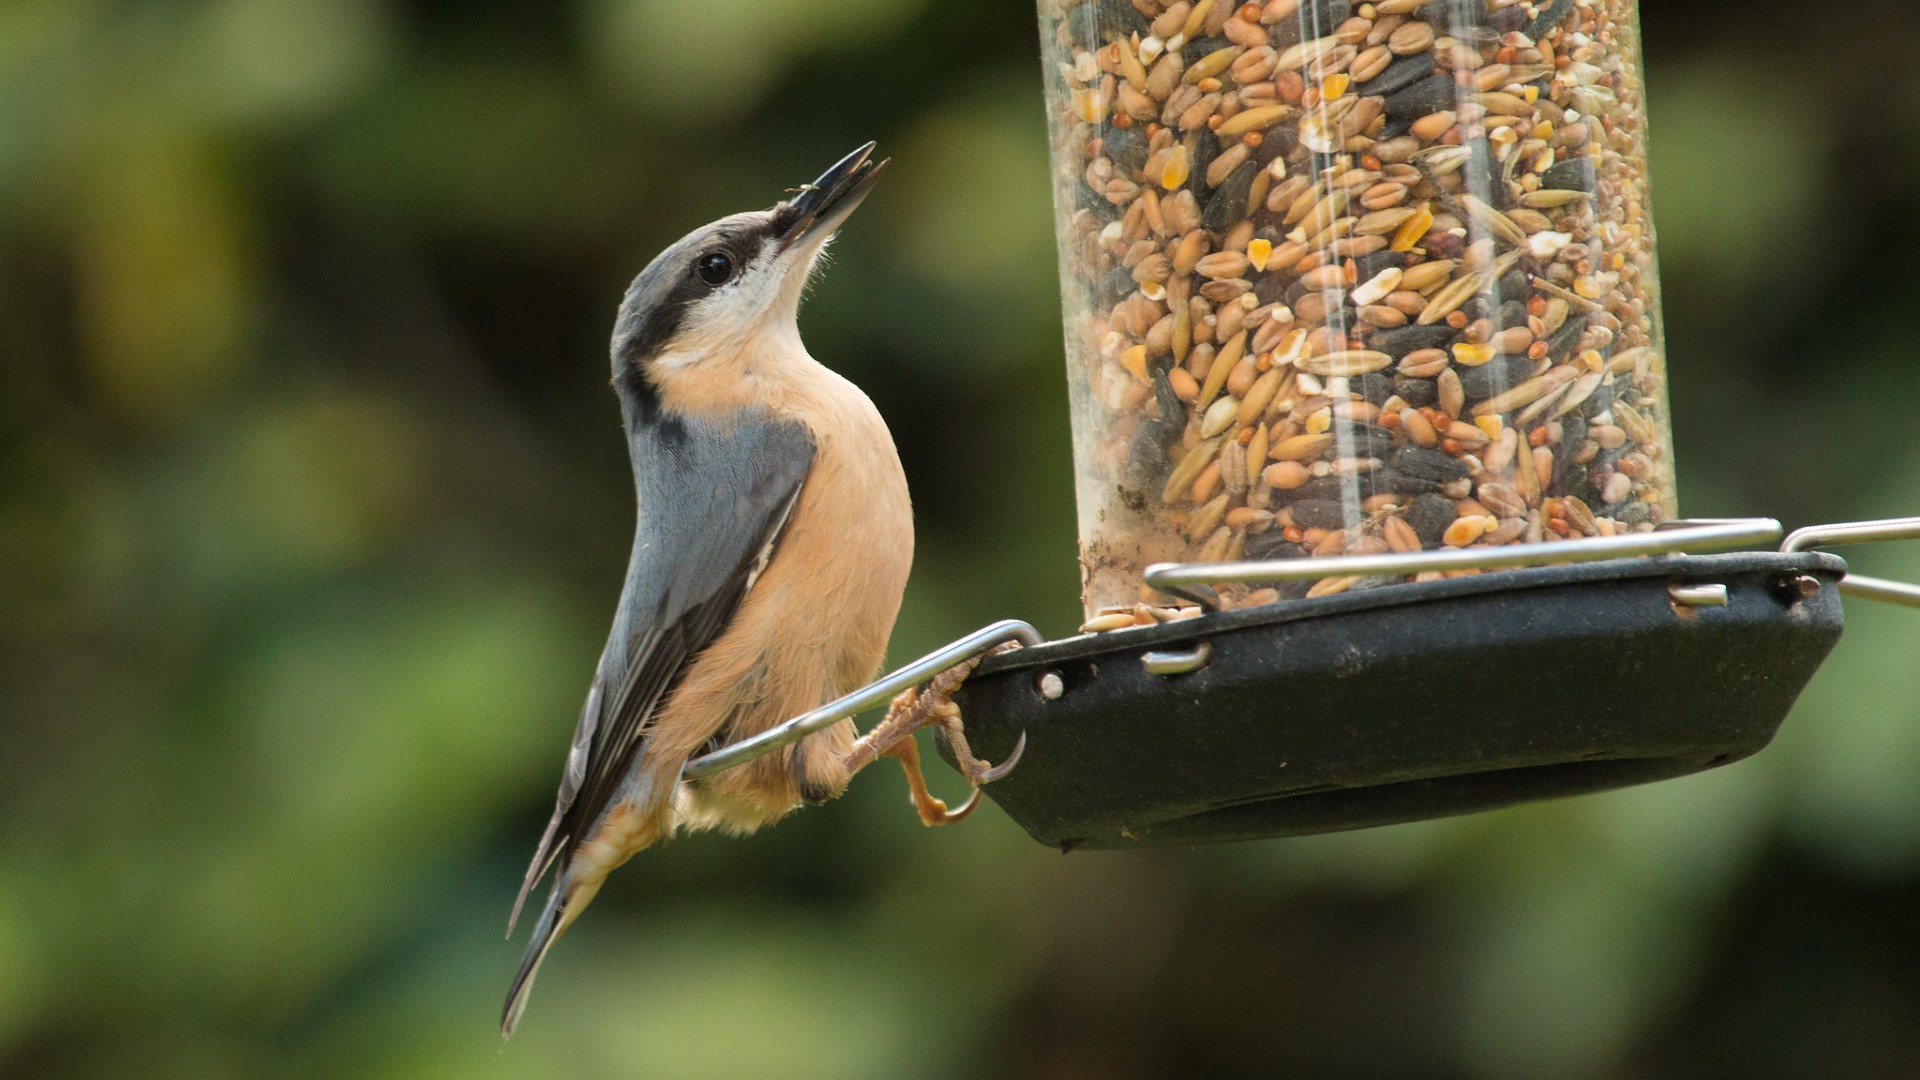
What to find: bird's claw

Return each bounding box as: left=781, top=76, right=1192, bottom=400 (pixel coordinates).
left=846, top=649, right=1026, bottom=827
left=880, top=738, right=984, bottom=827
left=938, top=720, right=1026, bottom=787
left=922, top=785, right=985, bottom=827
left=975, top=731, right=1026, bottom=784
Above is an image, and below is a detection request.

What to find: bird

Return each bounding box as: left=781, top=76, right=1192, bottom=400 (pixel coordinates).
left=500, top=143, right=1016, bottom=1037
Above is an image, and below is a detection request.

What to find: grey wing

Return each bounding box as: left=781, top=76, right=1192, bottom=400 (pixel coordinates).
left=510, top=410, right=815, bottom=930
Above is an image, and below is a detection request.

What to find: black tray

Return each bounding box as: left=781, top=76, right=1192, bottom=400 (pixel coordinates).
left=946, top=551, right=1848, bottom=850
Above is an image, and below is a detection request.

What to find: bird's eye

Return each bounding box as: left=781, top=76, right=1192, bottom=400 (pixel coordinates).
left=695, top=251, right=735, bottom=285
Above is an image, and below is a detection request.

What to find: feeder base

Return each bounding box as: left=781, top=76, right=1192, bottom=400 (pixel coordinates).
left=946, top=552, right=1847, bottom=850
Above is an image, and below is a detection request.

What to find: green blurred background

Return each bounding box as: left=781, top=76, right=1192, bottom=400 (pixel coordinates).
left=5, top=1, right=1920, bottom=1076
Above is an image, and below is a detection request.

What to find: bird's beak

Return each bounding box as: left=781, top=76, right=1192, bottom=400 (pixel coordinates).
left=775, top=142, right=888, bottom=254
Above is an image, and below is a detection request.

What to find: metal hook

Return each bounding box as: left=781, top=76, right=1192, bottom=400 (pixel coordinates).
left=681, top=619, right=1043, bottom=780
left=1782, top=517, right=1920, bottom=610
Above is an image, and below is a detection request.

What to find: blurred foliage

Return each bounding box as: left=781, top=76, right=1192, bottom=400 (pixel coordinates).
left=4, top=1, right=1920, bottom=1077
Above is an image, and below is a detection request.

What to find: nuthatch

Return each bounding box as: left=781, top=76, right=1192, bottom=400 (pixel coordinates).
left=502, top=144, right=1017, bottom=1036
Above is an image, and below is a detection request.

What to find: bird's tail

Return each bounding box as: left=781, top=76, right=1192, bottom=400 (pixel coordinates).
left=501, top=877, right=576, bottom=1039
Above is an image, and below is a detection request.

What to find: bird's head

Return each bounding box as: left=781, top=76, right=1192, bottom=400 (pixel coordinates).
left=609, top=143, right=887, bottom=401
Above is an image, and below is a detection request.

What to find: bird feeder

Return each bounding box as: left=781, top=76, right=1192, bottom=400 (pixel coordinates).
left=684, top=0, right=1920, bottom=850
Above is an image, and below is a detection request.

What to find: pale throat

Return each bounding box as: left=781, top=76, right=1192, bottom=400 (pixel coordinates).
left=648, top=263, right=826, bottom=417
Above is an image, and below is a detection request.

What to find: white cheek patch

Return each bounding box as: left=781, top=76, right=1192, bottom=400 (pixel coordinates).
left=652, top=240, right=819, bottom=375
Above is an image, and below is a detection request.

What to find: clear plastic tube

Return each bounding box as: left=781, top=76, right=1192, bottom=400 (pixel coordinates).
left=1037, top=0, right=1676, bottom=618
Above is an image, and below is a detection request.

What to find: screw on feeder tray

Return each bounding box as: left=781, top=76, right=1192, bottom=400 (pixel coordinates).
left=1035, top=671, right=1066, bottom=701
left=1781, top=517, right=1920, bottom=609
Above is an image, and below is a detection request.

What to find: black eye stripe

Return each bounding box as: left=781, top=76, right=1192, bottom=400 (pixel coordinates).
left=609, top=217, right=783, bottom=387
left=691, top=227, right=775, bottom=287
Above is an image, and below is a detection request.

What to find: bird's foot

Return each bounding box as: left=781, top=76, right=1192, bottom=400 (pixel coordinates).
left=880, top=736, right=982, bottom=826
left=926, top=693, right=1028, bottom=787
left=844, top=647, right=1026, bottom=827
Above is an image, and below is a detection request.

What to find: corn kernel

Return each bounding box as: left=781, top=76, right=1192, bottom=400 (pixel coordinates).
left=1443, top=515, right=1493, bottom=548
left=1160, top=145, right=1190, bottom=190
left=1247, top=238, right=1273, bottom=272
left=1390, top=204, right=1434, bottom=252
left=1452, top=341, right=1497, bottom=366
left=1071, top=88, right=1109, bottom=124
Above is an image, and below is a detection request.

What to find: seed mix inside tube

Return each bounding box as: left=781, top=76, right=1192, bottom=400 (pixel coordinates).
left=1040, top=0, right=1677, bottom=624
